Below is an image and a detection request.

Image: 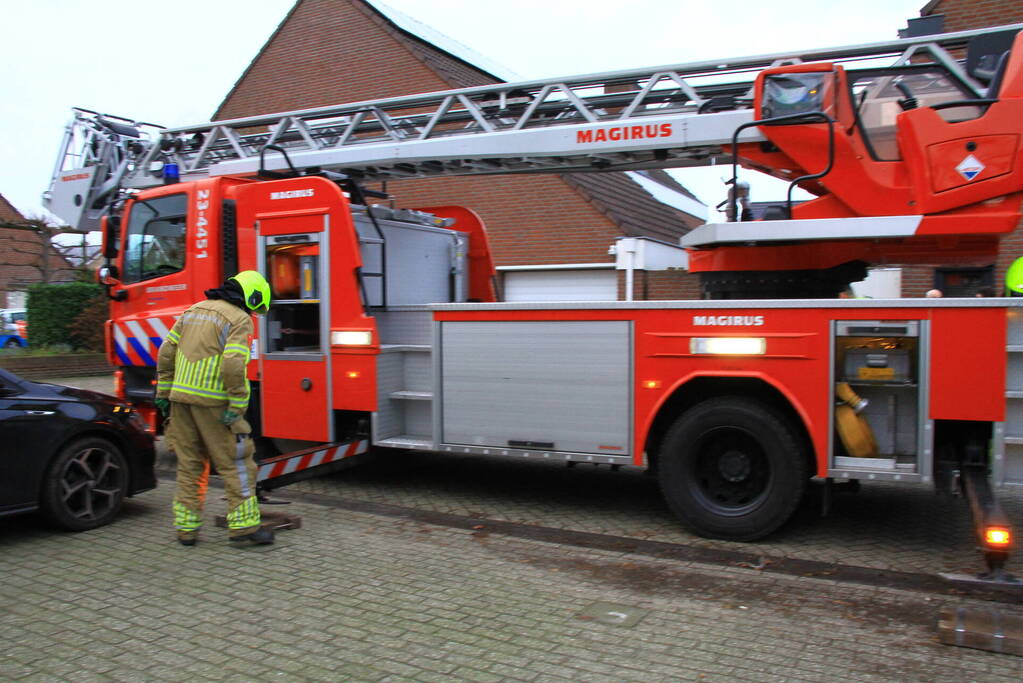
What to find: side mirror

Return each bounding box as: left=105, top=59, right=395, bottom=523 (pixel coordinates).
left=98, top=265, right=120, bottom=286
left=97, top=265, right=127, bottom=301
left=102, top=215, right=120, bottom=260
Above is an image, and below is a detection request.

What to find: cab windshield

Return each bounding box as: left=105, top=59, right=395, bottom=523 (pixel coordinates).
left=123, top=194, right=188, bottom=283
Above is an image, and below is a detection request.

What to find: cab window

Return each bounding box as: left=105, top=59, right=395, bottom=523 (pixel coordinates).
left=848, top=66, right=980, bottom=161
left=123, top=194, right=188, bottom=284
left=762, top=72, right=833, bottom=119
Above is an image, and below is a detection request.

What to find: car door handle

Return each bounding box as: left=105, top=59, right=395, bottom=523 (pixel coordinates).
left=26, top=410, right=56, bottom=416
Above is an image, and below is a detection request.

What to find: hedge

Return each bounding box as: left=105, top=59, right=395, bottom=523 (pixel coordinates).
left=26, top=282, right=104, bottom=349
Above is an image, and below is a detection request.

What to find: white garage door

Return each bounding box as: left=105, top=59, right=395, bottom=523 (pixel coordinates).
left=503, top=269, right=617, bottom=302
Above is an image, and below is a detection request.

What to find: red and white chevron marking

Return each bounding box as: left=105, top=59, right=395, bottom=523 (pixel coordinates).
left=257, top=440, right=369, bottom=482
left=111, top=315, right=179, bottom=367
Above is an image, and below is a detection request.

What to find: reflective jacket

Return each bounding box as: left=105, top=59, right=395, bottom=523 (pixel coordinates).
left=156, top=299, right=252, bottom=413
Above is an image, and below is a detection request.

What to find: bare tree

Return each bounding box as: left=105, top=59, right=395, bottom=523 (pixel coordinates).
left=51, top=232, right=100, bottom=269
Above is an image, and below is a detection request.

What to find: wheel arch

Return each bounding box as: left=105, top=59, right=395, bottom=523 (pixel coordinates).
left=644, top=375, right=816, bottom=476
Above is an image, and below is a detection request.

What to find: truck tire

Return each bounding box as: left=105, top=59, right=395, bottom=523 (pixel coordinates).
left=658, top=397, right=807, bottom=541
left=40, top=437, right=128, bottom=531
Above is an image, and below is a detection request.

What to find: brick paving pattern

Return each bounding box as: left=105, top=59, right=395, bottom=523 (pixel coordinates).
left=3, top=482, right=1023, bottom=682
left=8, top=374, right=1022, bottom=680
left=33, top=375, right=1023, bottom=577
left=287, top=451, right=1022, bottom=577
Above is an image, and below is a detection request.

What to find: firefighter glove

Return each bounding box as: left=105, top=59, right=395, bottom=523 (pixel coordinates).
left=155, top=398, right=170, bottom=417
left=221, top=409, right=242, bottom=426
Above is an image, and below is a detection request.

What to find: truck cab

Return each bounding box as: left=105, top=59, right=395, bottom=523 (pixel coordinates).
left=97, top=175, right=495, bottom=448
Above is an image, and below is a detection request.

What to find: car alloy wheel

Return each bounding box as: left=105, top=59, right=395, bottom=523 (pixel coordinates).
left=42, top=437, right=128, bottom=531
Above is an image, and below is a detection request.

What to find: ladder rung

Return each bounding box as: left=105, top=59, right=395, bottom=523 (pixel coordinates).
left=380, top=344, right=431, bottom=352
left=375, top=435, right=433, bottom=450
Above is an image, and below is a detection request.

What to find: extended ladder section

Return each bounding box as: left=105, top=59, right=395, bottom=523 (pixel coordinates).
left=44, top=25, right=1011, bottom=231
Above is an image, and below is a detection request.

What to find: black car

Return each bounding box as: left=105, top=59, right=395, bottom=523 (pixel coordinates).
left=0, top=368, right=156, bottom=530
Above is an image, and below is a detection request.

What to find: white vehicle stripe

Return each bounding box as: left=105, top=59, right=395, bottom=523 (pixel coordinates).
left=146, top=317, right=170, bottom=339
left=124, top=320, right=149, bottom=344
left=283, top=456, right=301, bottom=475
left=113, top=322, right=128, bottom=350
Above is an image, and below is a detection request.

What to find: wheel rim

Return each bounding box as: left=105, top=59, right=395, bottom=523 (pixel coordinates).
left=58, top=446, right=124, bottom=522
left=689, top=426, right=771, bottom=516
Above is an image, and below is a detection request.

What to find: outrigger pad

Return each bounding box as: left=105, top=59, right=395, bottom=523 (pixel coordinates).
left=215, top=510, right=302, bottom=531
left=939, top=607, right=1023, bottom=656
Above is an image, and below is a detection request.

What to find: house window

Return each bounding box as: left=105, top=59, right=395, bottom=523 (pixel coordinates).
left=934, top=265, right=994, bottom=297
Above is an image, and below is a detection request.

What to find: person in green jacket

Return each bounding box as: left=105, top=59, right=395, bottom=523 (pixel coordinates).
left=1007, top=257, right=1023, bottom=297
left=155, top=271, right=274, bottom=547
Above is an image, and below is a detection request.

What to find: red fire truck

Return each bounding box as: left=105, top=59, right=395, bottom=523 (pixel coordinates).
left=45, top=24, right=1023, bottom=578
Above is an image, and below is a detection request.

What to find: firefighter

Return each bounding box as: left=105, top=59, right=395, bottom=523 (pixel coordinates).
left=1007, top=257, right=1023, bottom=297
left=155, top=271, right=274, bottom=547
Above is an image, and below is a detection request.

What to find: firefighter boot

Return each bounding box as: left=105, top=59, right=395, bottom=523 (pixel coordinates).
left=230, top=527, right=275, bottom=545
left=177, top=530, right=199, bottom=546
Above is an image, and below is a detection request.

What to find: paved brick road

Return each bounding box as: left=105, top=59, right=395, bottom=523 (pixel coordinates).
left=31, top=374, right=1023, bottom=577
left=289, top=450, right=1018, bottom=577
left=4, top=373, right=1021, bottom=680
left=3, top=481, right=1023, bottom=682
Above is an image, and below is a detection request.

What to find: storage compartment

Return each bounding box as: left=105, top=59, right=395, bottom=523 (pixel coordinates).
left=269, top=244, right=319, bottom=299
left=832, top=320, right=924, bottom=475
left=265, top=240, right=323, bottom=354
left=353, top=206, right=468, bottom=308
left=439, top=320, right=632, bottom=456
left=266, top=302, right=320, bottom=353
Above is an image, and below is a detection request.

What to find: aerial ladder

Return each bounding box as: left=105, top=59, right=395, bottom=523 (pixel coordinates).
left=47, top=23, right=1023, bottom=298
left=42, top=23, right=1023, bottom=580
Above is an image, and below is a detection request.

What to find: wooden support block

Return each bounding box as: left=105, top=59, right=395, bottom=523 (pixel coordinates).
left=214, top=510, right=302, bottom=531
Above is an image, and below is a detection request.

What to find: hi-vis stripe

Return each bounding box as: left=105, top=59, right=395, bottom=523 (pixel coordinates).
left=257, top=440, right=369, bottom=482
left=170, top=352, right=228, bottom=400
left=224, top=342, right=250, bottom=361
left=112, top=316, right=178, bottom=367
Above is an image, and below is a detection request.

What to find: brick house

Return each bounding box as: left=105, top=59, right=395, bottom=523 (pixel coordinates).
left=0, top=193, right=76, bottom=309
left=213, top=0, right=706, bottom=301
left=896, top=0, right=1023, bottom=296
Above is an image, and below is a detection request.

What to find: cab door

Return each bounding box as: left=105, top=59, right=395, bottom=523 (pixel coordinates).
left=257, top=214, right=333, bottom=443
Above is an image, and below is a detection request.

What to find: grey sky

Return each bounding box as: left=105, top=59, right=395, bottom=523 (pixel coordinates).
left=0, top=0, right=928, bottom=221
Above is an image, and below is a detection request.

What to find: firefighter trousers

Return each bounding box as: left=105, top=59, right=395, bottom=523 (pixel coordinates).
left=166, top=402, right=260, bottom=537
